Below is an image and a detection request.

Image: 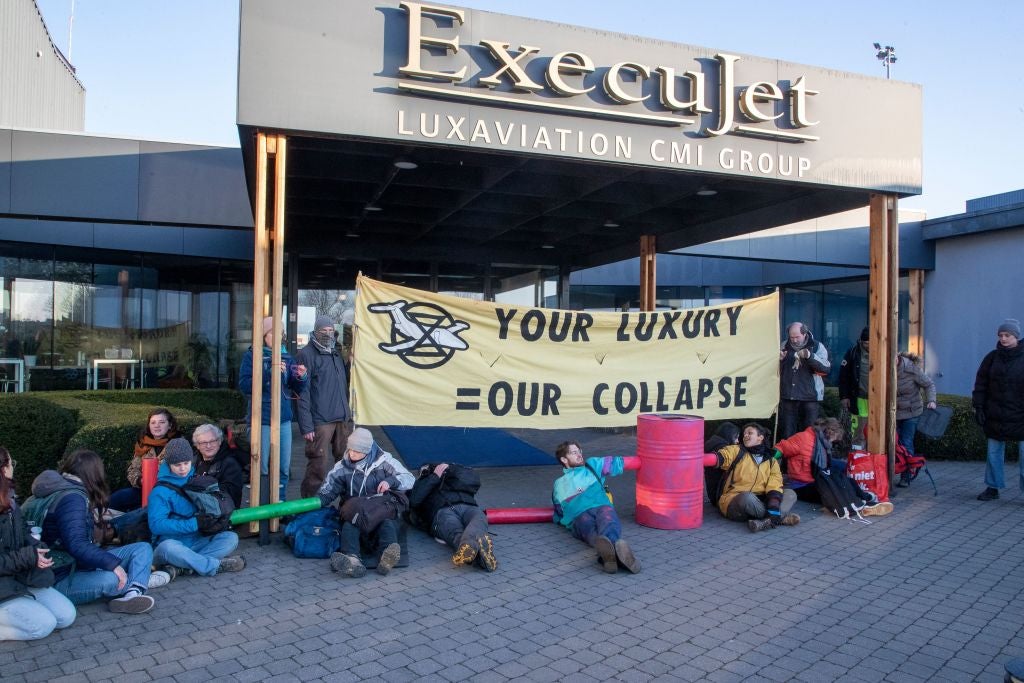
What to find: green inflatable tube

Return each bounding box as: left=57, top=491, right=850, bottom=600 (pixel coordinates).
left=230, top=496, right=321, bottom=525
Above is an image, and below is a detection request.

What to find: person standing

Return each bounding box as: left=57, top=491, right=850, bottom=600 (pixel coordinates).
left=894, top=352, right=937, bottom=486
left=839, top=327, right=871, bottom=447
left=779, top=322, right=831, bottom=440
left=973, top=319, right=1024, bottom=501
left=296, top=316, right=353, bottom=498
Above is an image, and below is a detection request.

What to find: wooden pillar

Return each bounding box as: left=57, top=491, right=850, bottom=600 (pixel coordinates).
left=268, top=134, right=287, bottom=532
left=908, top=269, right=925, bottom=360
left=867, top=193, right=899, bottom=485
left=639, top=235, right=656, bottom=312
left=248, top=132, right=269, bottom=532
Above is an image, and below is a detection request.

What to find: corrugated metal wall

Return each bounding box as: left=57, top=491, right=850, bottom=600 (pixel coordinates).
left=0, top=0, right=85, bottom=131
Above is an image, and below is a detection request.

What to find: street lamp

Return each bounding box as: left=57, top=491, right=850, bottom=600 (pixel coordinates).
left=873, top=43, right=897, bottom=79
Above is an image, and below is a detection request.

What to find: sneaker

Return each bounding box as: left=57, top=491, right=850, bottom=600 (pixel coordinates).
left=896, top=474, right=911, bottom=488
left=147, top=570, right=172, bottom=590
left=780, top=513, right=801, bottom=526
left=452, top=542, right=478, bottom=567
left=377, top=543, right=401, bottom=576
left=862, top=501, right=894, bottom=516
left=595, top=535, right=617, bottom=574
left=216, top=556, right=246, bottom=573
left=614, top=539, right=641, bottom=574
left=476, top=535, right=497, bottom=573
left=977, top=487, right=999, bottom=501
left=329, top=553, right=366, bottom=578
left=748, top=518, right=774, bottom=533
left=109, top=589, right=155, bottom=614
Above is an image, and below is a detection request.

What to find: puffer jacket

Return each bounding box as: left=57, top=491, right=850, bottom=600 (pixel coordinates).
left=295, top=341, right=351, bottom=434
left=238, top=344, right=308, bottom=424
left=714, top=445, right=784, bottom=516
left=774, top=428, right=816, bottom=484
left=779, top=332, right=830, bottom=401
left=317, top=443, right=414, bottom=507
left=973, top=342, right=1024, bottom=440
left=408, top=463, right=481, bottom=531
left=0, top=502, right=48, bottom=602
left=147, top=462, right=200, bottom=547
left=896, top=354, right=936, bottom=421
left=552, top=456, right=623, bottom=527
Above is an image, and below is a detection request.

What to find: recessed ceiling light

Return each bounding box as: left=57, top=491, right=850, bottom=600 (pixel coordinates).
left=345, top=232, right=360, bottom=238
left=603, top=220, right=620, bottom=228
left=541, top=244, right=555, bottom=249
left=695, top=186, right=718, bottom=197
left=365, top=205, right=382, bottom=212
left=393, top=158, right=418, bottom=170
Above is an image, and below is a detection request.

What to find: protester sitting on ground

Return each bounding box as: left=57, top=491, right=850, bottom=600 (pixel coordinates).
left=317, top=428, right=414, bottom=578
left=28, top=450, right=157, bottom=614
left=109, top=408, right=181, bottom=512
left=552, top=441, right=640, bottom=574
left=0, top=446, right=76, bottom=641
left=703, top=422, right=740, bottom=505
left=408, top=462, right=496, bottom=572
left=895, top=352, right=938, bottom=487
left=191, top=424, right=245, bottom=508
left=148, top=438, right=245, bottom=578
left=712, top=423, right=800, bottom=532
left=774, top=417, right=894, bottom=516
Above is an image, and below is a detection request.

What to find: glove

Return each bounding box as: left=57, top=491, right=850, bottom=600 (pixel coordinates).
left=974, top=407, right=986, bottom=427
left=196, top=514, right=229, bottom=536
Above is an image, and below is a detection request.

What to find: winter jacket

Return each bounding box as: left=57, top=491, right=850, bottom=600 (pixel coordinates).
left=194, top=444, right=245, bottom=508
left=295, top=341, right=351, bottom=435
left=317, top=443, right=414, bottom=508
left=774, top=427, right=821, bottom=484
left=32, top=471, right=121, bottom=582
left=713, top=445, right=784, bottom=516
left=407, top=464, right=481, bottom=531
left=238, top=345, right=308, bottom=424
left=552, top=456, right=623, bottom=528
left=779, top=332, right=830, bottom=401
left=125, top=434, right=176, bottom=488
left=896, top=354, right=936, bottom=421
left=147, top=462, right=201, bottom=547
left=838, top=342, right=868, bottom=403
left=973, top=342, right=1024, bottom=440
left=0, top=502, right=49, bottom=603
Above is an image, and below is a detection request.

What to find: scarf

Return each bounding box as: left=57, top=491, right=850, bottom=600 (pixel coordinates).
left=133, top=434, right=171, bottom=458
left=788, top=336, right=809, bottom=372
left=311, top=330, right=336, bottom=354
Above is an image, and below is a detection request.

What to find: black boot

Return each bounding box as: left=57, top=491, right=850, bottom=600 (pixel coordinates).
left=977, top=487, right=999, bottom=501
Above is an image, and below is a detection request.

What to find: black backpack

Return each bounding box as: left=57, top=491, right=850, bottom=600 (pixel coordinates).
left=21, top=488, right=90, bottom=572
left=156, top=475, right=235, bottom=534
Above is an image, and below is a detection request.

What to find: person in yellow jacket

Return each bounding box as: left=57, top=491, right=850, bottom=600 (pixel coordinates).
left=713, top=423, right=800, bottom=533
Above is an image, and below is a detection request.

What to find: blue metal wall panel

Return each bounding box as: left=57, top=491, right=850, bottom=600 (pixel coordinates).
left=0, top=217, right=93, bottom=247
left=0, top=129, right=10, bottom=214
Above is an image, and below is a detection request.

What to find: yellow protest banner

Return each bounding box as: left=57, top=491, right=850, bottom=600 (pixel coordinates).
left=352, top=276, right=779, bottom=428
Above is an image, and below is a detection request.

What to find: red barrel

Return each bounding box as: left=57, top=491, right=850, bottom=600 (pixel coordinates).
left=635, top=414, right=705, bottom=530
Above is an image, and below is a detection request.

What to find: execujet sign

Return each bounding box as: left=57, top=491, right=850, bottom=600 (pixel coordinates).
left=351, top=276, right=780, bottom=428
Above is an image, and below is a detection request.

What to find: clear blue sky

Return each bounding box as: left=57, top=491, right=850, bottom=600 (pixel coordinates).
left=36, top=0, right=1023, bottom=219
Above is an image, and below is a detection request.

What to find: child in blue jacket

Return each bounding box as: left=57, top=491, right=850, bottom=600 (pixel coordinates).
left=552, top=441, right=640, bottom=574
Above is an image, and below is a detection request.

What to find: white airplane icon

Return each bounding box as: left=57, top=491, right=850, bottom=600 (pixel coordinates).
left=368, top=300, right=469, bottom=353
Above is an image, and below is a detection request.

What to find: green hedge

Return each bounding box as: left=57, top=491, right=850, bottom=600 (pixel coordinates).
left=0, top=389, right=246, bottom=493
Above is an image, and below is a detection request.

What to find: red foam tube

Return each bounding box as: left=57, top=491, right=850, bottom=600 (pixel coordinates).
left=703, top=453, right=718, bottom=467
left=622, top=456, right=641, bottom=471
left=140, top=457, right=158, bottom=507
left=485, top=507, right=554, bottom=524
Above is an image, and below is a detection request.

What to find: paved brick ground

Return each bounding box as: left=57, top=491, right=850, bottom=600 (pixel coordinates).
left=2, top=427, right=1023, bottom=682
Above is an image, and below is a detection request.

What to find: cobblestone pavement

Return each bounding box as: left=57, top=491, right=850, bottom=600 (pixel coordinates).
left=2, top=427, right=1023, bottom=682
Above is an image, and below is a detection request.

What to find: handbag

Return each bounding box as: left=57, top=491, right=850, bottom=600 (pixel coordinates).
left=847, top=449, right=890, bottom=503
left=340, top=491, right=409, bottom=534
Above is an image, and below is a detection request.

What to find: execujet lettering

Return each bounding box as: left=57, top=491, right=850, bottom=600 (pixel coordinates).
left=494, top=306, right=743, bottom=342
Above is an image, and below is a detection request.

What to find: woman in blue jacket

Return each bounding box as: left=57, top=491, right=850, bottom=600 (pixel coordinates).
left=238, top=316, right=308, bottom=501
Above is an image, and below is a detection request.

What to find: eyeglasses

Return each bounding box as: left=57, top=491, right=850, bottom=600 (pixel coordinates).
left=195, top=439, right=220, bottom=447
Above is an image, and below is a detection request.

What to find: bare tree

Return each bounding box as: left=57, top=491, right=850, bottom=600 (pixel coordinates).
left=299, top=289, right=353, bottom=324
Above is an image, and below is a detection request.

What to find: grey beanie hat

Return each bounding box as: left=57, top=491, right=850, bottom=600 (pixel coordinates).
left=314, top=315, right=335, bottom=332
left=347, top=427, right=374, bottom=454
left=163, top=437, right=194, bottom=465
left=998, top=318, right=1021, bottom=339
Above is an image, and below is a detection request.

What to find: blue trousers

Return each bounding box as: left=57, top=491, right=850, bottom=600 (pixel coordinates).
left=55, top=542, right=153, bottom=605
left=0, top=587, right=76, bottom=640
left=896, top=416, right=920, bottom=456
left=260, top=422, right=292, bottom=501
left=570, top=506, right=621, bottom=546
left=985, top=439, right=1024, bottom=491
left=153, top=531, right=239, bottom=577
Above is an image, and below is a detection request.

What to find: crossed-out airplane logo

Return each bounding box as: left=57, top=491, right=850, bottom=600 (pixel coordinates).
left=368, top=299, right=470, bottom=369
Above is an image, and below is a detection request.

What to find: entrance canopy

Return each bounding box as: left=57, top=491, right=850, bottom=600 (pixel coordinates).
left=237, top=0, right=921, bottom=277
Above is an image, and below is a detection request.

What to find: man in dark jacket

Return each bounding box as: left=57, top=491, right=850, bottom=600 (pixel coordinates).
left=408, top=462, right=496, bottom=572
left=778, top=322, right=831, bottom=439
left=192, top=423, right=245, bottom=507
left=973, top=318, right=1024, bottom=501
left=296, top=315, right=353, bottom=497
left=839, top=327, right=871, bottom=446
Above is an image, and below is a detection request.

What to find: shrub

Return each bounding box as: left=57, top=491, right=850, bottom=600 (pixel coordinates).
left=0, top=395, right=78, bottom=495
left=73, top=388, right=246, bottom=422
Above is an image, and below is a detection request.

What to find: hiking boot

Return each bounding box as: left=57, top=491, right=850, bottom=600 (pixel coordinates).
left=595, top=535, right=617, bottom=574
left=614, top=539, right=641, bottom=574
left=780, top=513, right=801, bottom=526
left=475, top=535, right=497, bottom=572
left=109, top=589, right=155, bottom=614
left=452, top=542, right=478, bottom=567
left=329, top=553, right=366, bottom=578
left=977, top=487, right=999, bottom=501
left=216, top=556, right=246, bottom=573
left=862, top=501, right=894, bottom=517
left=377, top=543, right=401, bottom=576
left=748, top=518, right=774, bottom=533
left=147, top=570, right=172, bottom=590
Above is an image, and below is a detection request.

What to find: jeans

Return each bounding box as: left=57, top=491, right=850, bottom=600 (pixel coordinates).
left=570, top=506, right=621, bottom=545
left=340, top=518, right=398, bottom=558
left=896, top=416, right=920, bottom=456
left=985, top=439, right=1024, bottom=491
left=301, top=420, right=352, bottom=497
left=778, top=400, right=821, bottom=440
left=55, top=543, right=153, bottom=605
left=260, top=422, right=292, bottom=501
left=153, top=531, right=239, bottom=577
left=108, top=486, right=142, bottom=512
left=0, top=587, right=76, bottom=640
left=431, top=503, right=489, bottom=550
left=725, top=490, right=797, bottom=522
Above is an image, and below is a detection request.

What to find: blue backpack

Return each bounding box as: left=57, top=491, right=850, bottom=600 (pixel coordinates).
left=284, top=508, right=341, bottom=558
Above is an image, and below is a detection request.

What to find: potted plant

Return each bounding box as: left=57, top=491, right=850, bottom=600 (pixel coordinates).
left=21, top=336, right=40, bottom=366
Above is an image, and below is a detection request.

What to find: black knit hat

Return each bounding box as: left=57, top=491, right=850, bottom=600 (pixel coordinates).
left=163, top=437, right=194, bottom=465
